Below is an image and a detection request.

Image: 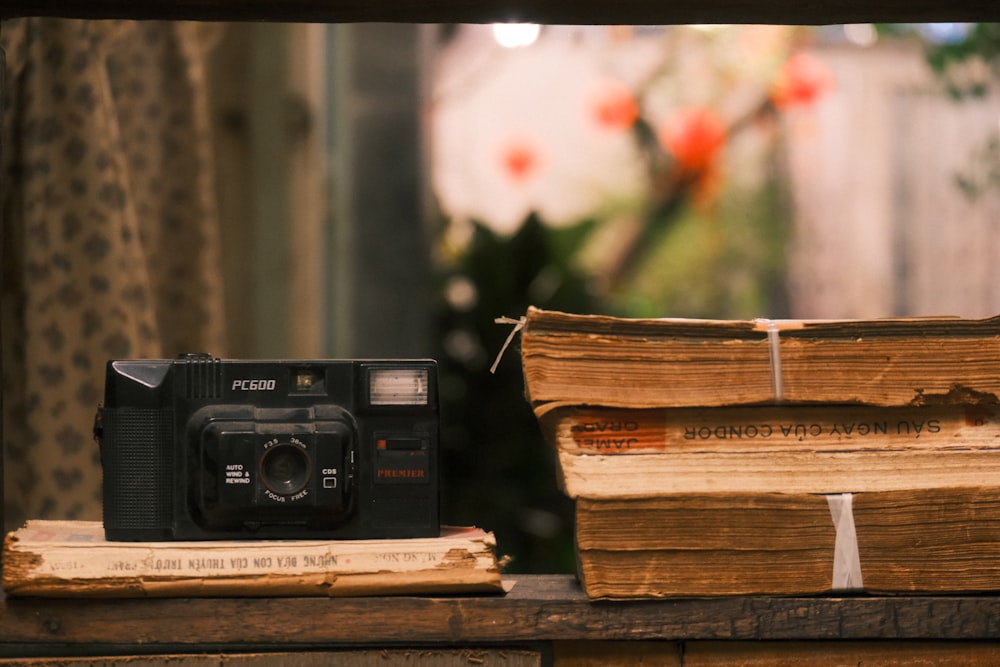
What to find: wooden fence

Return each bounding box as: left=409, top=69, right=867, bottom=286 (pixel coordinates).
left=785, top=42, right=1000, bottom=320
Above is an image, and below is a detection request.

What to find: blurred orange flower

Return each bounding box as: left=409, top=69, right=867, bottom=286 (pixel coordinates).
left=770, top=52, right=834, bottom=108
left=658, top=107, right=727, bottom=174
left=591, top=80, right=640, bottom=132
left=500, top=138, right=542, bottom=183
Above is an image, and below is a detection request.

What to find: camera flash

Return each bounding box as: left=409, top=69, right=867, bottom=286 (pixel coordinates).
left=369, top=368, right=429, bottom=406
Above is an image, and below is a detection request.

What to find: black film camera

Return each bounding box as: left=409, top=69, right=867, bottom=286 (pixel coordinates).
left=95, top=354, right=439, bottom=541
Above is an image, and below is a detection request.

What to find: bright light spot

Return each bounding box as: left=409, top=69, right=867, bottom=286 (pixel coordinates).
left=918, top=23, right=972, bottom=45
left=445, top=276, right=478, bottom=311
left=843, top=24, right=878, bottom=47
left=492, top=23, right=541, bottom=48
left=689, top=24, right=731, bottom=33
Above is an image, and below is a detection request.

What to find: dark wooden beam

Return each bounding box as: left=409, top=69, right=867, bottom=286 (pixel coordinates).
left=4, top=576, right=1000, bottom=656
left=0, top=0, right=998, bottom=24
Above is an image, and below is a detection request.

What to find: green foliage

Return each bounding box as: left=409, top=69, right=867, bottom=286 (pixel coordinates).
left=611, top=179, right=789, bottom=320
left=926, top=23, right=1000, bottom=99
left=876, top=23, right=1000, bottom=99
left=434, top=216, right=598, bottom=574
left=954, top=134, right=1000, bottom=201
left=918, top=24, right=1000, bottom=198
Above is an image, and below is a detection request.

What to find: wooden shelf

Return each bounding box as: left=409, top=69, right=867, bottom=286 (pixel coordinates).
left=3, top=575, right=1000, bottom=657
left=1, top=0, right=998, bottom=25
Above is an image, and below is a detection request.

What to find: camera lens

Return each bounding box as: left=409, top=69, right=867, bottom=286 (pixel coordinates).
left=260, top=443, right=311, bottom=496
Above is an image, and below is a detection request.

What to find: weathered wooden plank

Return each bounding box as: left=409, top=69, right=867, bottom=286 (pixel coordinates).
left=557, top=641, right=1000, bottom=666
left=0, top=0, right=998, bottom=25
left=684, top=641, right=1000, bottom=666
left=3, top=576, right=1000, bottom=655
left=0, top=651, right=543, bottom=666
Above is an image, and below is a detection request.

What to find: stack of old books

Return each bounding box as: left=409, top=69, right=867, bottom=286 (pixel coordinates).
left=519, top=306, right=1000, bottom=599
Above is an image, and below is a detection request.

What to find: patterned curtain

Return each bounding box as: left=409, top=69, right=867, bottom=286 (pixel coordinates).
left=1, top=18, right=227, bottom=530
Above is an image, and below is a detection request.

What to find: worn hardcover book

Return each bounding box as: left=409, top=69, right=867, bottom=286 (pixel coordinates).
left=538, top=403, right=1000, bottom=496
left=574, top=487, right=1000, bottom=598
left=520, top=306, right=1000, bottom=410
left=1, top=521, right=504, bottom=597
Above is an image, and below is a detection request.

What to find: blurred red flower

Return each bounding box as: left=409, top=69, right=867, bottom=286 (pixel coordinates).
left=658, top=107, right=727, bottom=174
left=770, top=52, right=834, bottom=108
left=500, top=138, right=542, bottom=183
left=591, top=80, right=640, bottom=131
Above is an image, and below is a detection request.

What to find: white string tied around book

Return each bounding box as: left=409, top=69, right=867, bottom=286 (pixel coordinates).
left=754, top=318, right=785, bottom=403
left=826, top=493, right=864, bottom=591
left=491, top=316, right=526, bottom=374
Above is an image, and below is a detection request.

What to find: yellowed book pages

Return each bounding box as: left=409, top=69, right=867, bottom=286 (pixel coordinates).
left=521, top=306, right=1000, bottom=409
left=575, top=488, right=1000, bottom=598
left=537, top=403, right=1000, bottom=497
left=556, top=448, right=1000, bottom=497
left=2, top=521, right=504, bottom=598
